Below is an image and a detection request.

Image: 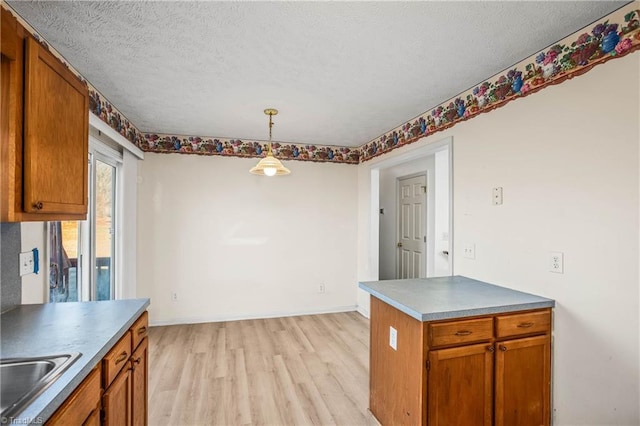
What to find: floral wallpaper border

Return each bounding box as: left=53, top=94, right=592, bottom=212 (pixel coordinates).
left=359, top=5, right=640, bottom=162
left=4, top=3, right=639, bottom=166
left=142, top=134, right=361, bottom=164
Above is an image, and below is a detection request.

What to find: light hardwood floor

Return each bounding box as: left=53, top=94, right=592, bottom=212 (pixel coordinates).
left=148, top=312, right=378, bottom=426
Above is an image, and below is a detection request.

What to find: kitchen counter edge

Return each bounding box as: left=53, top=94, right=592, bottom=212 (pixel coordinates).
left=1, top=298, right=150, bottom=424
left=358, top=276, right=555, bottom=321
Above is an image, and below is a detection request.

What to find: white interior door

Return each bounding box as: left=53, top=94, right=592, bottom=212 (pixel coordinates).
left=397, top=174, right=427, bottom=279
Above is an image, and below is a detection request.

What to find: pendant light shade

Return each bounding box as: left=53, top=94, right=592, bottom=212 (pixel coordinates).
left=250, top=109, right=291, bottom=176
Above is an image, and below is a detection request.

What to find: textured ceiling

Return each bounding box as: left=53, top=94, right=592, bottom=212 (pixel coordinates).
left=7, top=1, right=628, bottom=147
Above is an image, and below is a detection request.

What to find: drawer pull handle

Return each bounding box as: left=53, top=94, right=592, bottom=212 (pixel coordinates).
left=454, top=330, right=472, bottom=336
left=137, top=326, right=147, bottom=335
left=499, top=345, right=507, bottom=352
left=517, top=322, right=534, bottom=328
left=134, top=357, right=142, bottom=365
left=115, top=351, right=128, bottom=364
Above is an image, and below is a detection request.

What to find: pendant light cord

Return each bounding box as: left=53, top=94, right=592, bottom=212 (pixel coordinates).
left=267, top=112, right=274, bottom=155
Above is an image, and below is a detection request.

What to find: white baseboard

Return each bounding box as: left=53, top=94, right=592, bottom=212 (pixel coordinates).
left=356, top=305, right=370, bottom=319
left=149, top=305, right=358, bottom=327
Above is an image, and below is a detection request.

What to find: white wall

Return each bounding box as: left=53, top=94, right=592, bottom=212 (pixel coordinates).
left=120, top=150, right=139, bottom=300
left=137, top=154, right=358, bottom=325
left=433, top=149, right=450, bottom=276
left=20, top=222, right=47, bottom=304
left=357, top=53, right=640, bottom=425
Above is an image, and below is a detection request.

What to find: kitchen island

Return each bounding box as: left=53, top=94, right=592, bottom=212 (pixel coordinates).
left=0, top=298, right=149, bottom=424
left=359, top=276, right=554, bottom=426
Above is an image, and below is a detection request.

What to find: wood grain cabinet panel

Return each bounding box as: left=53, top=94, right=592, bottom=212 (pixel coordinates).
left=495, top=335, right=551, bottom=426
left=1, top=7, right=89, bottom=222
left=46, top=366, right=101, bottom=425
left=103, top=331, right=132, bottom=388
left=429, top=317, right=493, bottom=347
left=428, top=343, right=493, bottom=426
left=496, top=310, right=551, bottom=338
left=131, top=338, right=148, bottom=426
left=131, top=311, right=148, bottom=351
left=102, top=366, right=132, bottom=426
left=23, top=36, right=88, bottom=215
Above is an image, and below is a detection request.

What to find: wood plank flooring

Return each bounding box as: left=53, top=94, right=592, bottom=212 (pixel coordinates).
left=148, top=312, right=378, bottom=426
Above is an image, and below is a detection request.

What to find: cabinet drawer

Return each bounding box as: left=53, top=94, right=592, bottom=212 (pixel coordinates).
left=131, top=311, right=148, bottom=350
left=496, top=310, right=551, bottom=338
left=103, top=331, right=132, bottom=388
left=429, top=317, right=493, bottom=347
left=46, top=365, right=100, bottom=425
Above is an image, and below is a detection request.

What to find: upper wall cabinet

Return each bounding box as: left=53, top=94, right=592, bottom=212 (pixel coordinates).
left=1, top=8, right=89, bottom=222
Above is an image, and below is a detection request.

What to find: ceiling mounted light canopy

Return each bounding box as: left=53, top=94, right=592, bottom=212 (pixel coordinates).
left=249, top=108, right=291, bottom=177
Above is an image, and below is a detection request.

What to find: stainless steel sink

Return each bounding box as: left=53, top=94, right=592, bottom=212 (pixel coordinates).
left=1, top=353, right=81, bottom=418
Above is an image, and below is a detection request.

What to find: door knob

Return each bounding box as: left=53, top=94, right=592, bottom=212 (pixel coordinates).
left=397, top=242, right=403, bottom=248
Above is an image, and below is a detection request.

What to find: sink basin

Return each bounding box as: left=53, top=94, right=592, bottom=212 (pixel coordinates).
left=1, top=353, right=81, bottom=418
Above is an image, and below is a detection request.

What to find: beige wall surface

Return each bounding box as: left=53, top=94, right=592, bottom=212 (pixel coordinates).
left=137, top=154, right=359, bottom=325
left=358, top=53, right=640, bottom=425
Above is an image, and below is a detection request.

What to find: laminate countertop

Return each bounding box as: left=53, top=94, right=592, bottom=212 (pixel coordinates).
left=0, top=298, right=150, bottom=424
left=359, top=276, right=554, bottom=321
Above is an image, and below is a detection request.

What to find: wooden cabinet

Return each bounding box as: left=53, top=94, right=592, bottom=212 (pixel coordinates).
left=46, top=366, right=101, bottom=425
left=0, top=7, right=88, bottom=222
left=46, top=311, right=148, bottom=425
left=102, top=312, right=149, bottom=426
left=494, top=335, right=551, bottom=426
left=103, top=365, right=132, bottom=426
left=428, top=343, right=493, bottom=426
left=131, top=338, right=148, bottom=426
left=369, top=296, right=552, bottom=426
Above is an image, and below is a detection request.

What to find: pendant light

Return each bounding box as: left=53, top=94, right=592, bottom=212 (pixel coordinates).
left=249, top=108, right=291, bottom=176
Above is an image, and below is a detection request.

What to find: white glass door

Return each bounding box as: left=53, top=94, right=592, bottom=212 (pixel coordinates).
left=93, top=157, right=116, bottom=301
left=50, top=144, right=121, bottom=303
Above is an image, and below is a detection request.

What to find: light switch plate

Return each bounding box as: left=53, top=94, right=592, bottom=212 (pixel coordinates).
left=19, top=251, right=35, bottom=276
left=463, top=243, right=476, bottom=259
left=389, top=326, right=398, bottom=351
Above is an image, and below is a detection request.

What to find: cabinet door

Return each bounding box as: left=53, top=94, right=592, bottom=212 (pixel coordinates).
left=428, top=343, right=493, bottom=426
left=131, top=338, right=148, bottom=426
left=46, top=366, right=101, bottom=425
left=103, top=366, right=132, bottom=426
left=82, top=408, right=101, bottom=426
left=23, top=36, right=88, bottom=215
left=495, top=335, right=551, bottom=426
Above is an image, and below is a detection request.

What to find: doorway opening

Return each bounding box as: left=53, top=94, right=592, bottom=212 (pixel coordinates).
left=370, top=137, right=453, bottom=280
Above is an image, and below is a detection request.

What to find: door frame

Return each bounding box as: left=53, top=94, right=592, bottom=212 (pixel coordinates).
left=396, top=172, right=428, bottom=279
left=368, top=136, right=453, bottom=281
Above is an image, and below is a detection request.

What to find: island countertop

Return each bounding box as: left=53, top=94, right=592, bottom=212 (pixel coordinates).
left=359, top=275, right=554, bottom=321
left=0, top=298, right=150, bottom=424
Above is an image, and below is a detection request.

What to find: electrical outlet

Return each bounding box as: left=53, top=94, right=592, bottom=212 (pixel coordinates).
left=171, top=291, right=178, bottom=301
left=463, top=243, right=476, bottom=259
left=318, top=283, right=326, bottom=294
left=389, top=326, right=398, bottom=350
left=549, top=252, right=564, bottom=273
left=19, top=251, right=35, bottom=276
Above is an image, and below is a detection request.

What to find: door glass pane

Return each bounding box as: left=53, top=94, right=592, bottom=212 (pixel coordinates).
left=49, top=221, right=82, bottom=302
left=95, top=160, right=115, bottom=301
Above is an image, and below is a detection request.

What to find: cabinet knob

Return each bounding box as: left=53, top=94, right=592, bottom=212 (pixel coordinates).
left=33, top=201, right=44, bottom=210
left=487, top=346, right=495, bottom=353
left=397, top=242, right=403, bottom=248
left=499, top=345, right=507, bottom=352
